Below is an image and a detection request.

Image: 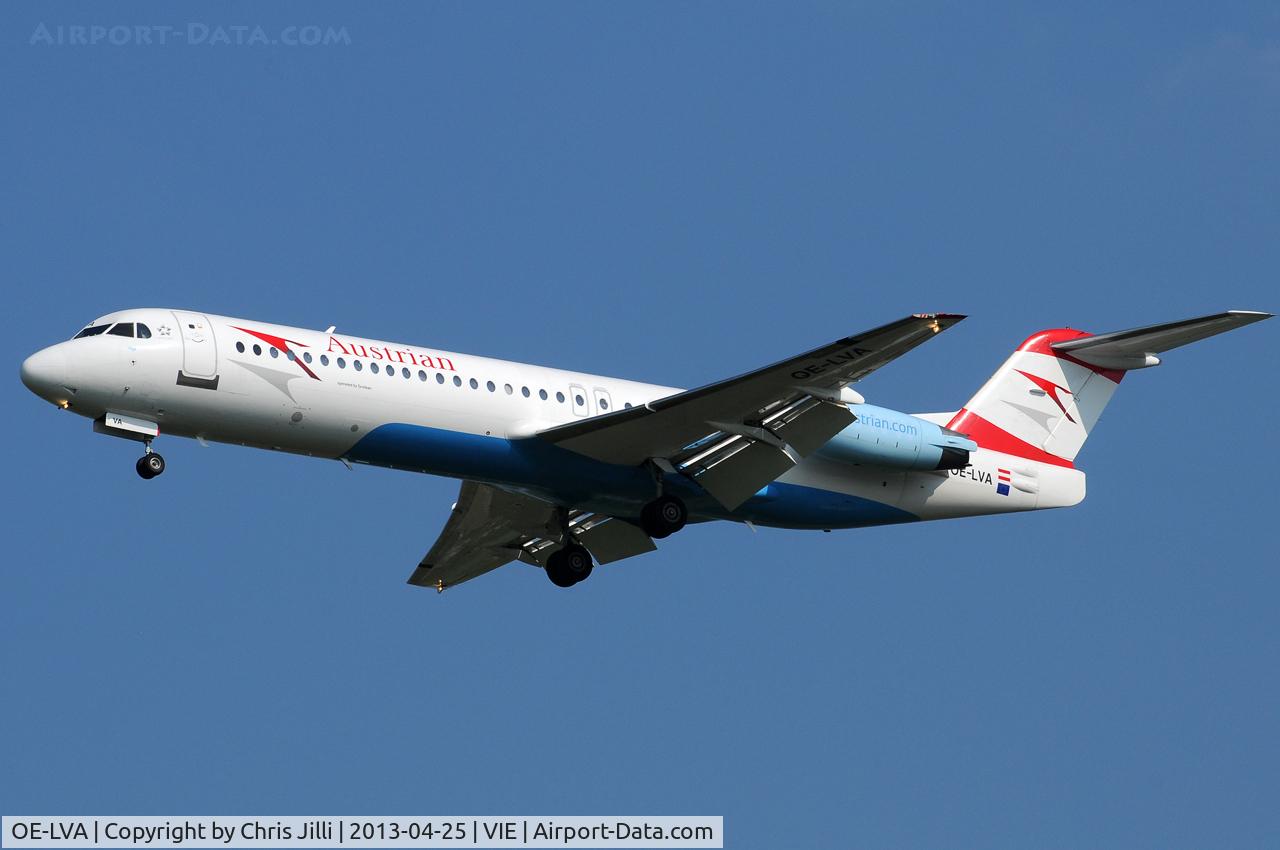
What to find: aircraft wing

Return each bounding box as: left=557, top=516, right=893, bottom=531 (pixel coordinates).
left=409, top=481, right=657, bottom=591
left=536, top=313, right=965, bottom=509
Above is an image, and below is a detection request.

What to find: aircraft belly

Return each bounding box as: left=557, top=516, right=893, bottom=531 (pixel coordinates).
left=325, top=418, right=927, bottom=530
left=728, top=482, right=918, bottom=529
left=781, top=454, right=908, bottom=506
left=345, top=422, right=657, bottom=509
left=704, top=456, right=917, bottom=529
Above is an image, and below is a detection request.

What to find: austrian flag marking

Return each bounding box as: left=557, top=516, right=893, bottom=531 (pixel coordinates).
left=996, top=468, right=1011, bottom=496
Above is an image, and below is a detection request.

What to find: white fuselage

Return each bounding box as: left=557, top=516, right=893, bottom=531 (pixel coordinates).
left=20, top=308, right=1086, bottom=529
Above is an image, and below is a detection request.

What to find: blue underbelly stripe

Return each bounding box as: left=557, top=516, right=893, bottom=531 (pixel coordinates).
left=347, top=423, right=655, bottom=507
left=348, top=423, right=918, bottom=530
left=733, top=481, right=919, bottom=529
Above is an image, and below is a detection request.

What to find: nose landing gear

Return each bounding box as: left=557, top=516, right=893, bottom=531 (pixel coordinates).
left=135, top=442, right=166, bottom=480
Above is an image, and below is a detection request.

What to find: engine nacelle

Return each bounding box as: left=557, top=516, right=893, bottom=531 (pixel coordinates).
left=816, top=404, right=975, bottom=471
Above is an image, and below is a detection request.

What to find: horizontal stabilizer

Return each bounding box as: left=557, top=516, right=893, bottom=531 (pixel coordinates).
left=1051, top=310, right=1272, bottom=370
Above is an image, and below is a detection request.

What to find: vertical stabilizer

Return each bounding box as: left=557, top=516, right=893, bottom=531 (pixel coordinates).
left=948, top=311, right=1271, bottom=466
left=948, top=329, right=1119, bottom=466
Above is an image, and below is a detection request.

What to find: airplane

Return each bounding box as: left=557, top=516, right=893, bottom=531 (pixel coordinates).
left=19, top=308, right=1270, bottom=591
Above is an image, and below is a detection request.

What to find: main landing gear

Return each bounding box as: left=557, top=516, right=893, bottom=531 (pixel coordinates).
left=542, top=495, right=687, bottom=589
left=639, top=494, right=687, bottom=539
left=545, top=543, right=593, bottom=588
left=135, top=441, right=166, bottom=480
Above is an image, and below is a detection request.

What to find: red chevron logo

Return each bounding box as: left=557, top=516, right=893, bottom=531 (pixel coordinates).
left=1015, top=369, right=1075, bottom=423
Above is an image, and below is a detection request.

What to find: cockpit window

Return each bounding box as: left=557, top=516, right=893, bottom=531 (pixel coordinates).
left=107, top=323, right=134, bottom=337
left=136, top=324, right=152, bottom=339
left=73, top=323, right=112, bottom=339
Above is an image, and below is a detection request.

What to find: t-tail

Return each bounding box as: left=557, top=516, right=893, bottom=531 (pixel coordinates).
left=948, top=311, right=1272, bottom=468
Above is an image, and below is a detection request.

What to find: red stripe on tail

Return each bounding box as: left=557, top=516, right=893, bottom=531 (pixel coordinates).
left=946, top=409, right=1074, bottom=468
left=1017, top=329, right=1126, bottom=383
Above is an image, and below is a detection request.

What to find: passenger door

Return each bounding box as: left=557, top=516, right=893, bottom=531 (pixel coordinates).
left=171, top=311, right=218, bottom=380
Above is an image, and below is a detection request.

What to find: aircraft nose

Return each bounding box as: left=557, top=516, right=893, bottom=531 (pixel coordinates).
left=20, top=346, right=69, bottom=403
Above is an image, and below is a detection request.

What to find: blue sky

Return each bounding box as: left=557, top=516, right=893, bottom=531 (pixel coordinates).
left=2, top=3, right=1277, bottom=847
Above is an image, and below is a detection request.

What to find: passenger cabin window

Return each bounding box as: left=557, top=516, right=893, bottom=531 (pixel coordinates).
left=570, top=386, right=589, bottom=417
left=73, top=324, right=112, bottom=339
left=107, top=323, right=134, bottom=337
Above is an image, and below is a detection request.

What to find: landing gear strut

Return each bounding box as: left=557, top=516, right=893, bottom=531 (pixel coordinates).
left=135, top=441, right=165, bottom=480
left=640, top=495, right=687, bottom=539
left=545, top=543, right=593, bottom=588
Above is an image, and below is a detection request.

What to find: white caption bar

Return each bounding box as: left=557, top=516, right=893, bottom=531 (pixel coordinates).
left=3, top=817, right=722, bottom=849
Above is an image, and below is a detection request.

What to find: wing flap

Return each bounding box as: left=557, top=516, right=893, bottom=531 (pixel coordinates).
left=680, top=396, right=856, bottom=509
left=572, top=514, right=658, bottom=564
left=536, top=314, right=961, bottom=509
left=411, top=483, right=658, bottom=591
left=409, top=481, right=560, bottom=590
left=685, top=437, right=795, bottom=509
left=763, top=396, right=856, bottom=456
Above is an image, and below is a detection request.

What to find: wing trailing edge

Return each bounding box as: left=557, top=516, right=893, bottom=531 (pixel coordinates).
left=536, top=313, right=966, bottom=508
